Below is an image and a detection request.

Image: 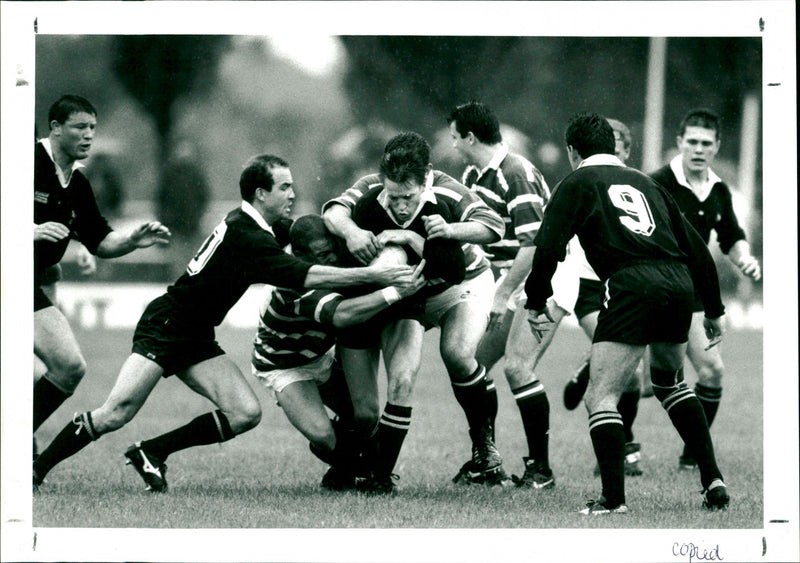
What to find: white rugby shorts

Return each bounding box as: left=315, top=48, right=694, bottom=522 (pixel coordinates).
left=251, top=346, right=335, bottom=400
left=423, top=268, right=494, bottom=327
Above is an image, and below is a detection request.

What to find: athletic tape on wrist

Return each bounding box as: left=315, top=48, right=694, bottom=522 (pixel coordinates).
left=381, top=287, right=402, bottom=305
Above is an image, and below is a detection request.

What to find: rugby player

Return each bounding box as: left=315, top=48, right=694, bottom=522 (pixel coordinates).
left=33, top=155, right=417, bottom=492
left=447, top=101, right=562, bottom=489
left=650, top=108, right=761, bottom=470
left=526, top=113, right=730, bottom=514
left=34, top=95, right=171, bottom=442
left=323, top=131, right=507, bottom=493
left=562, top=118, right=647, bottom=476
left=251, top=214, right=425, bottom=490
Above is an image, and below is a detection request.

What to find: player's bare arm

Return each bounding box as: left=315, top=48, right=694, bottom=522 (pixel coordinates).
left=726, top=239, right=761, bottom=281
left=95, top=221, right=172, bottom=258
left=376, top=229, right=425, bottom=256
left=488, top=246, right=536, bottom=330
left=422, top=214, right=500, bottom=244
left=330, top=260, right=426, bottom=327
left=703, top=315, right=725, bottom=350
left=34, top=221, right=70, bottom=242
left=322, top=202, right=379, bottom=264
left=303, top=261, right=415, bottom=289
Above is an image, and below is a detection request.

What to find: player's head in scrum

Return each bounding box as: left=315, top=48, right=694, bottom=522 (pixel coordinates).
left=378, top=131, right=433, bottom=224
left=289, top=214, right=343, bottom=267
left=239, top=154, right=295, bottom=224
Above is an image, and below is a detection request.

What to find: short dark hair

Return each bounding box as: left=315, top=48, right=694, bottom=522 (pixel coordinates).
left=606, top=118, right=632, bottom=149
left=239, top=154, right=289, bottom=202
left=565, top=112, right=615, bottom=159
left=447, top=101, right=503, bottom=145
left=48, top=95, right=97, bottom=128
left=379, top=132, right=430, bottom=186
left=289, top=214, right=330, bottom=256
left=679, top=108, right=721, bottom=140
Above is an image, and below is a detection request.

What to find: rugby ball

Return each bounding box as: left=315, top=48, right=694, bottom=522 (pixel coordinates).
left=370, top=244, right=408, bottom=266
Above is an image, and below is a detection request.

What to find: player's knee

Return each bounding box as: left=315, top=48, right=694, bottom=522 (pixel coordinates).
left=309, top=424, right=336, bottom=452
left=503, top=357, right=529, bottom=387
left=386, top=372, right=415, bottom=404
left=696, top=360, right=724, bottom=386
left=440, top=347, right=472, bottom=378
left=235, top=401, right=263, bottom=433
left=49, top=354, right=87, bottom=392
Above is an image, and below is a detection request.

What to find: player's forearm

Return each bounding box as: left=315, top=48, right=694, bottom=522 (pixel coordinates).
left=726, top=239, right=751, bottom=265
left=322, top=203, right=357, bottom=240
left=304, top=264, right=376, bottom=289
left=331, top=291, right=392, bottom=327
left=95, top=231, right=134, bottom=258
left=497, top=246, right=535, bottom=297
left=447, top=222, right=500, bottom=244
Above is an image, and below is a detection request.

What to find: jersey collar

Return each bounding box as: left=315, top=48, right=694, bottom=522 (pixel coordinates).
left=669, top=154, right=721, bottom=201
left=483, top=144, right=509, bottom=173
left=377, top=171, right=437, bottom=228
left=40, top=138, right=85, bottom=188
left=577, top=153, right=624, bottom=168
left=241, top=200, right=275, bottom=235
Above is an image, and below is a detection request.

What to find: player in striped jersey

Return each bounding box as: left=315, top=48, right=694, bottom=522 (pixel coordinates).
left=526, top=113, right=729, bottom=514
left=323, top=132, right=508, bottom=492
left=251, top=214, right=425, bottom=490
left=447, top=101, right=562, bottom=488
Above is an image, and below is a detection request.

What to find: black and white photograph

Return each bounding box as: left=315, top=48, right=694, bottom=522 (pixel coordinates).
left=1, top=1, right=797, bottom=562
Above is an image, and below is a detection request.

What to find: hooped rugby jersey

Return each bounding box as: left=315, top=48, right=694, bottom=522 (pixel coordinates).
left=252, top=286, right=344, bottom=370
left=461, top=145, right=550, bottom=268
left=650, top=156, right=747, bottom=253
left=323, top=170, right=504, bottom=292
left=525, top=154, right=724, bottom=318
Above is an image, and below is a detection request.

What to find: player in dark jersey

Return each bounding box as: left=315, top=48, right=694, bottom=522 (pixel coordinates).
left=448, top=101, right=559, bottom=489
left=525, top=113, right=730, bottom=514
left=562, top=118, right=648, bottom=476
left=33, top=155, right=417, bottom=493
left=650, top=108, right=761, bottom=470
left=251, top=214, right=425, bottom=490
left=323, top=131, right=507, bottom=493
left=33, top=95, right=171, bottom=444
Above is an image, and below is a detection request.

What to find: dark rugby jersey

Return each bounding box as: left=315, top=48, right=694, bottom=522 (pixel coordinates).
left=461, top=145, right=550, bottom=267
left=252, top=286, right=344, bottom=370
left=650, top=157, right=746, bottom=253
left=525, top=154, right=724, bottom=318
left=164, top=203, right=312, bottom=327
left=34, top=141, right=112, bottom=284
left=323, top=171, right=503, bottom=287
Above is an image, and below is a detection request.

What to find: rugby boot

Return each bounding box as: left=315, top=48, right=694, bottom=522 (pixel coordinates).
left=512, top=457, right=555, bottom=489
left=702, top=480, right=730, bottom=510
left=356, top=473, right=398, bottom=496
left=320, top=466, right=357, bottom=491
left=124, top=442, right=168, bottom=493
left=580, top=496, right=629, bottom=515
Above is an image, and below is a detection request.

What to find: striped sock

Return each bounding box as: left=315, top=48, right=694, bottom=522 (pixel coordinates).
left=375, top=403, right=412, bottom=478
left=658, top=383, right=723, bottom=489
left=33, top=412, right=98, bottom=481
left=141, top=410, right=235, bottom=462
left=452, top=364, right=490, bottom=433
left=588, top=410, right=625, bottom=508
left=513, top=379, right=550, bottom=467
left=695, top=383, right=723, bottom=428
left=617, top=390, right=640, bottom=443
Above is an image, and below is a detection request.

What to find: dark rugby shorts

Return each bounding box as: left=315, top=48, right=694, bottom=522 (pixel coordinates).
left=336, top=295, right=426, bottom=349
left=573, top=278, right=605, bottom=321
left=132, top=295, right=225, bottom=377
left=594, top=261, right=694, bottom=345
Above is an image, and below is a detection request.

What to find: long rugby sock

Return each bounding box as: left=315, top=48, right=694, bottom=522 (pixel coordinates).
left=617, top=390, right=640, bottom=443
left=694, top=383, right=722, bottom=428
left=513, top=380, right=550, bottom=467
left=33, top=377, right=71, bottom=432
left=451, top=364, right=491, bottom=433
left=653, top=376, right=723, bottom=489
left=34, top=412, right=99, bottom=481
left=140, top=410, right=235, bottom=462
left=588, top=411, right=625, bottom=508
left=485, top=376, right=499, bottom=440
left=375, top=403, right=412, bottom=478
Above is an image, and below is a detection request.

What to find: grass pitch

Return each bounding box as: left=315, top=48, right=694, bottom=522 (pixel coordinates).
left=33, top=324, right=763, bottom=530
